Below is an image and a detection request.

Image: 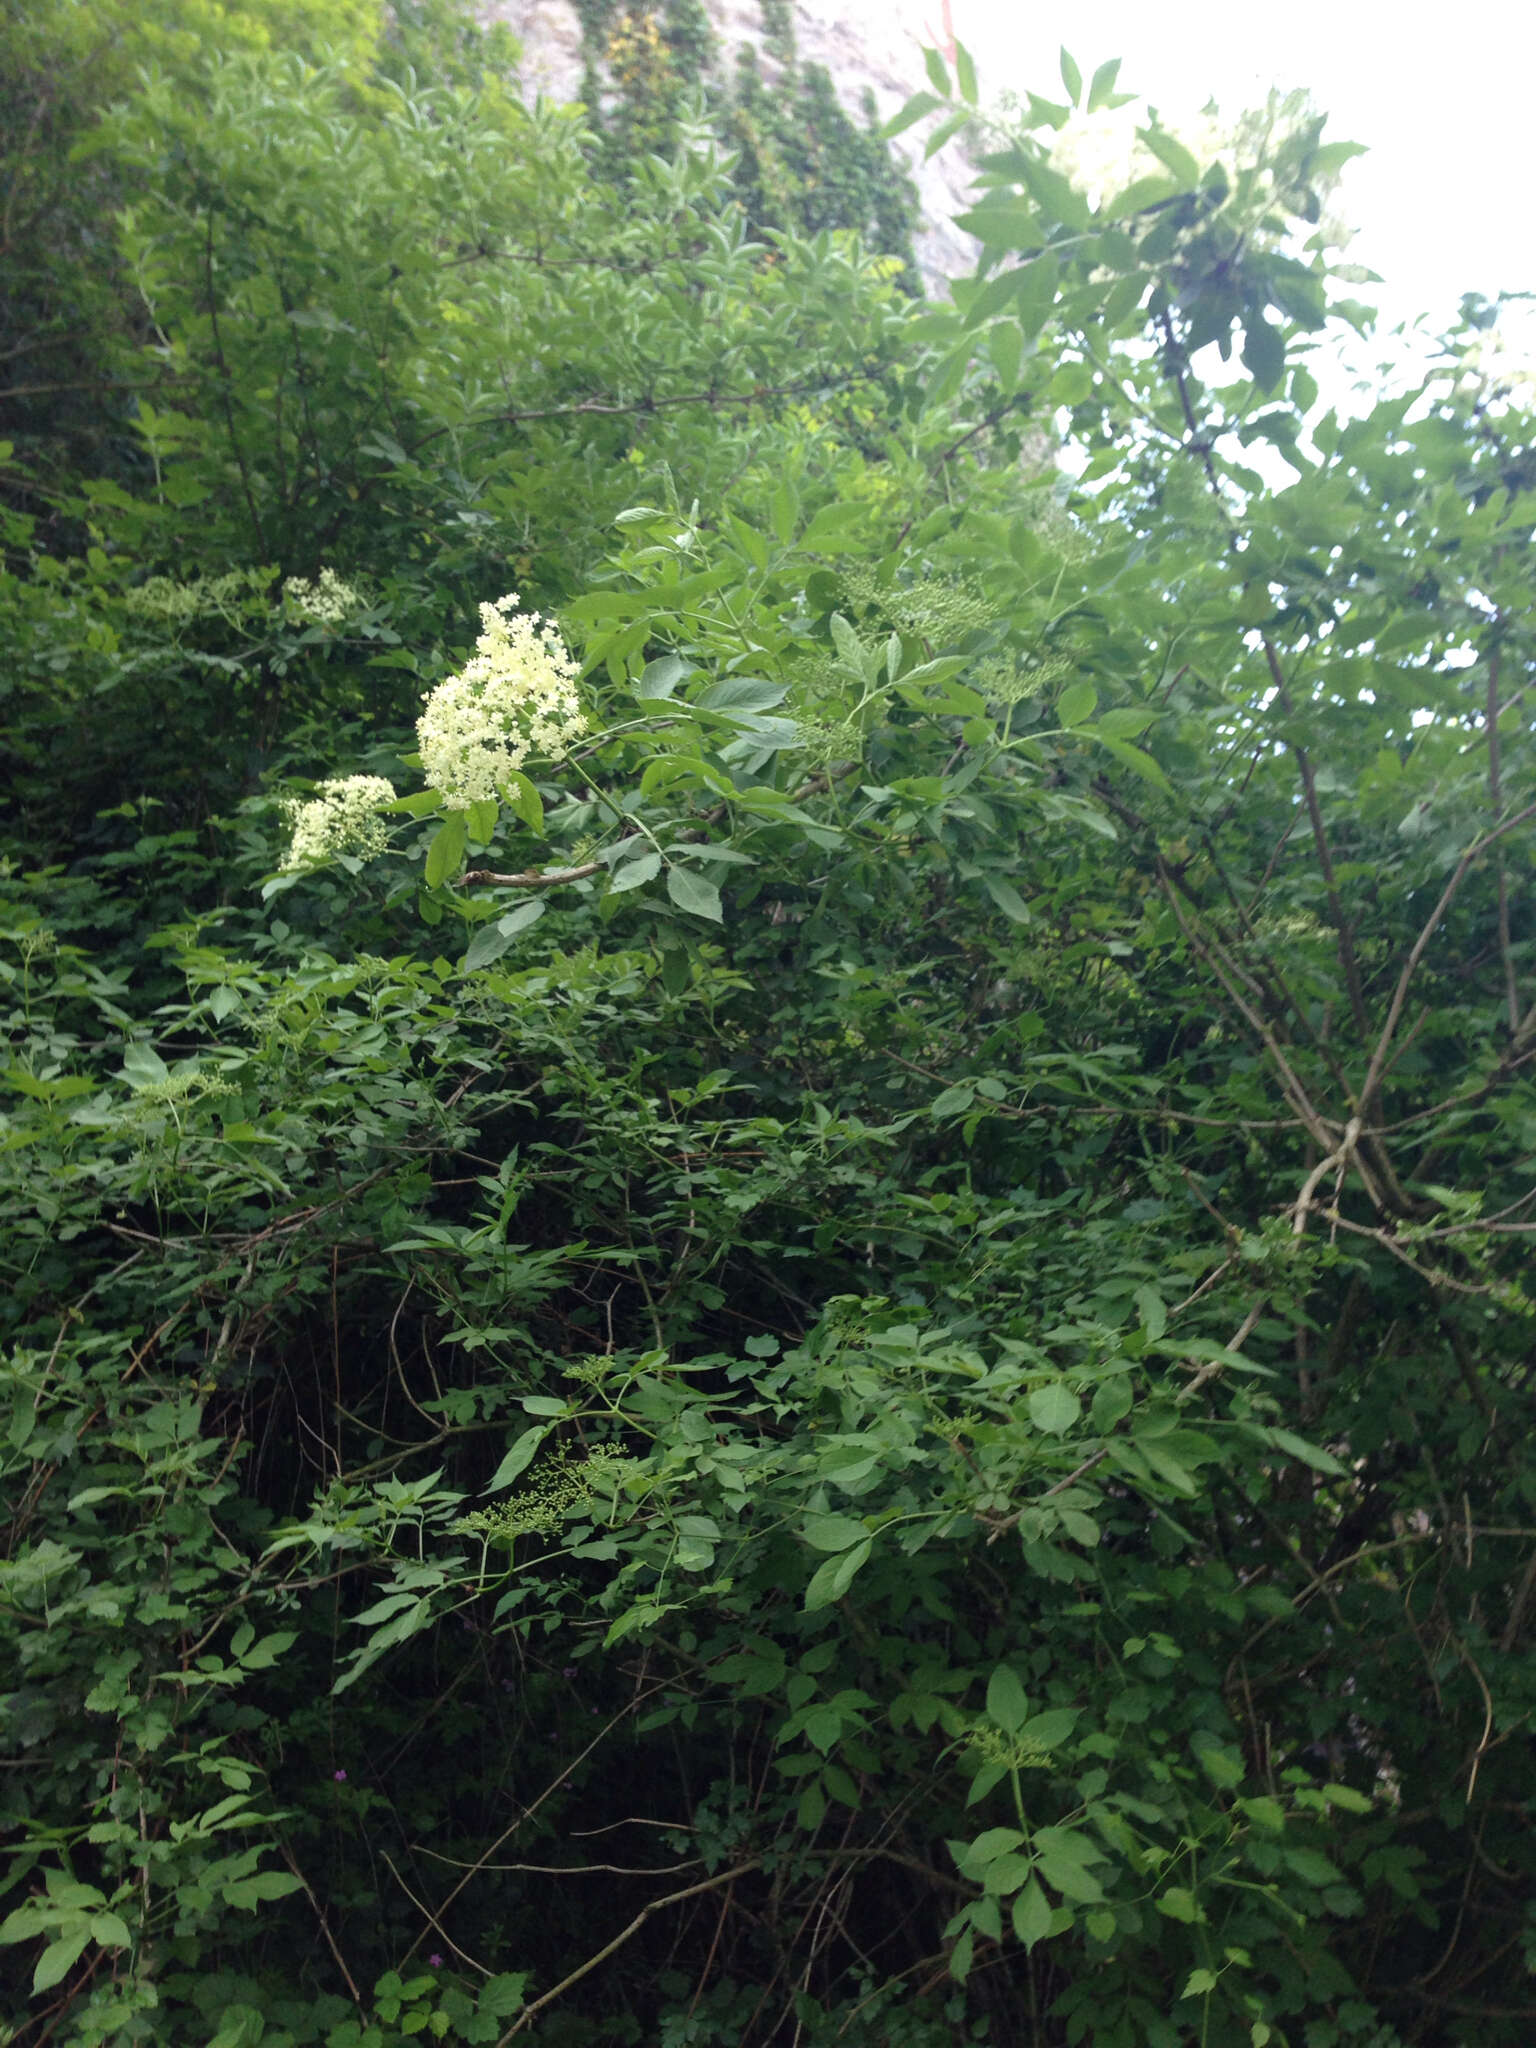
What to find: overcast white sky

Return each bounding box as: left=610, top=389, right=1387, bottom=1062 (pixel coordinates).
left=950, top=0, right=1534, bottom=345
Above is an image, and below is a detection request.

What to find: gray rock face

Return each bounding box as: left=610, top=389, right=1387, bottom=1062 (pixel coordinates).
left=480, top=0, right=979, bottom=290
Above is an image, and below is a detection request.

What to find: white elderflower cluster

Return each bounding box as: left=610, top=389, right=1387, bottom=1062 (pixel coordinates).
left=282, top=774, right=397, bottom=868
left=1046, top=92, right=1314, bottom=220
left=416, top=594, right=585, bottom=810
left=1456, top=328, right=1536, bottom=411
left=1046, top=103, right=1210, bottom=212
left=284, top=567, right=364, bottom=627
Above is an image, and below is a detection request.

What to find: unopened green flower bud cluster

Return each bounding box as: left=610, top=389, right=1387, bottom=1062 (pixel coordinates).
left=123, top=566, right=276, bottom=625
left=975, top=653, right=1072, bottom=706
left=456, top=1443, right=630, bottom=1542
left=841, top=568, right=995, bottom=644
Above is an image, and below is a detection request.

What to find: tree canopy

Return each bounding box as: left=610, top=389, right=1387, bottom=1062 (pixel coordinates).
left=2, top=12, right=1534, bottom=2048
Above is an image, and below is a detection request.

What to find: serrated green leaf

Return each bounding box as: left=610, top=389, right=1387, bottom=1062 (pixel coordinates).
left=502, top=772, right=544, bottom=837
left=1090, top=732, right=1172, bottom=791
left=478, top=1973, right=529, bottom=2019
left=1156, top=1886, right=1200, bottom=1922
left=1057, top=680, right=1097, bottom=727
left=804, top=1537, right=871, bottom=1611
left=121, top=1041, right=169, bottom=1090
left=666, top=866, right=723, bottom=922
left=464, top=897, right=545, bottom=969
left=608, top=850, right=662, bottom=895
left=829, top=612, right=864, bottom=668
left=1321, top=1782, right=1373, bottom=1812
left=1135, top=1285, right=1167, bottom=1341
left=1241, top=1795, right=1286, bottom=1832
left=696, top=676, right=789, bottom=716
left=1028, top=1382, right=1081, bottom=1435
left=462, top=923, right=512, bottom=973
left=1019, top=1706, right=1078, bottom=1749
left=983, top=874, right=1031, bottom=923
left=1142, top=126, right=1200, bottom=184
left=1016, top=252, right=1060, bottom=338
left=801, top=501, right=864, bottom=551
left=484, top=1425, right=548, bottom=1494
left=802, top=1512, right=869, bottom=1553
left=925, top=108, right=972, bottom=162
left=34, top=1930, right=90, bottom=1994
left=988, top=319, right=1024, bottom=391
left=986, top=1664, right=1030, bottom=1735
left=638, top=654, right=690, bottom=700
left=1012, top=1877, right=1052, bottom=1949
left=1242, top=316, right=1286, bottom=392
left=1267, top=1428, right=1346, bottom=1475
left=1097, top=706, right=1157, bottom=738
left=424, top=812, right=467, bottom=889
left=883, top=89, right=944, bottom=140
left=1033, top=1825, right=1105, bottom=1902
left=1086, top=58, right=1121, bottom=111
left=222, top=1871, right=304, bottom=1909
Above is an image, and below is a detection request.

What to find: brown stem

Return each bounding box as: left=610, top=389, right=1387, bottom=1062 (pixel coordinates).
left=1262, top=637, right=1370, bottom=1038
left=203, top=212, right=267, bottom=560
left=497, top=1864, right=759, bottom=2043
left=280, top=1843, right=364, bottom=2005
left=1156, top=857, right=1337, bottom=1150
left=1487, top=648, right=1520, bottom=1032
left=1359, top=798, right=1536, bottom=1120
left=459, top=861, right=604, bottom=889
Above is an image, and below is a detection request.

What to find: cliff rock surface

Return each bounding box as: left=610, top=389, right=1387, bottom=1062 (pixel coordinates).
left=482, top=0, right=978, bottom=287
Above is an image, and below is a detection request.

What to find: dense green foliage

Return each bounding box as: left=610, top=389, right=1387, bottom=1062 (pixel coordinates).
left=3, top=12, right=1535, bottom=2047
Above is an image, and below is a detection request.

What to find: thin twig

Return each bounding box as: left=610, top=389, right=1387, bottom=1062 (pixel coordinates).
left=459, top=861, right=604, bottom=890
left=1359, top=799, right=1536, bottom=1119
left=496, top=1864, right=759, bottom=2043
left=1486, top=647, right=1520, bottom=1032
left=280, top=1843, right=364, bottom=2005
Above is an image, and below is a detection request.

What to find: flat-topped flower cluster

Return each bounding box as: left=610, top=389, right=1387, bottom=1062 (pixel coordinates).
left=283, top=774, right=397, bottom=867
left=416, top=594, right=586, bottom=810
left=1047, top=103, right=1226, bottom=214
left=284, top=567, right=364, bottom=626
left=1045, top=90, right=1348, bottom=247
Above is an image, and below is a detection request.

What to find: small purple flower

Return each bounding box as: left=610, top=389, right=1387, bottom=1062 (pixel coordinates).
left=333, top=1769, right=347, bottom=1782
left=562, top=1666, right=577, bottom=1679
left=428, top=1953, right=444, bottom=1968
